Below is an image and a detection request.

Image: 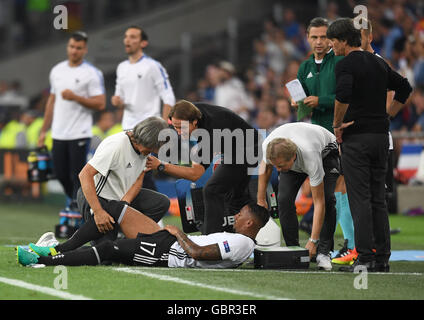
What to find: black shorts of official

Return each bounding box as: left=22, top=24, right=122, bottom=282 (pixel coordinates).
left=131, top=230, right=177, bottom=267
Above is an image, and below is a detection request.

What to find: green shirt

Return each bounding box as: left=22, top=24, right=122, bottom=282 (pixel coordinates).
left=297, top=50, right=344, bottom=132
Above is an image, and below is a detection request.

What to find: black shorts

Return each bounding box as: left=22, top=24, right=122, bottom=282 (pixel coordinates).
left=77, top=187, right=127, bottom=222
left=131, top=230, right=177, bottom=267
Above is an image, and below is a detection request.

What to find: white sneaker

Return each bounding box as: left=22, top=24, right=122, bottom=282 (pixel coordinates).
left=35, top=232, right=59, bottom=247
left=317, top=253, right=332, bottom=271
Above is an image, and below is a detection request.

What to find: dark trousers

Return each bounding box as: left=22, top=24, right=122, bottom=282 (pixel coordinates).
left=277, top=153, right=339, bottom=254
left=202, top=164, right=251, bottom=234
left=77, top=187, right=170, bottom=245
left=52, top=138, right=90, bottom=201
left=341, top=133, right=391, bottom=264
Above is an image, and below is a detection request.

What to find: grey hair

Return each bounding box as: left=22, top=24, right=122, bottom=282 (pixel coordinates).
left=132, top=116, right=169, bottom=150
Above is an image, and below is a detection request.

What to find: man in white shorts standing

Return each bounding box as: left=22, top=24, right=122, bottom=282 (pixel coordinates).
left=38, top=31, right=106, bottom=213
left=257, top=122, right=340, bottom=270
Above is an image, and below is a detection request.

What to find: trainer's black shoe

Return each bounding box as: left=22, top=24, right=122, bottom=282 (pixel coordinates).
left=339, top=259, right=376, bottom=272
left=375, top=262, right=390, bottom=272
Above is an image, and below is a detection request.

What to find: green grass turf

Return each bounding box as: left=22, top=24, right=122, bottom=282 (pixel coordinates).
left=0, top=200, right=423, bottom=300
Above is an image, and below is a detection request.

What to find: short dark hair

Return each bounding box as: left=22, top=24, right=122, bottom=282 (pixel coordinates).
left=326, top=18, right=361, bottom=47
left=307, top=17, right=329, bottom=34
left=70, top=31, right=88, bottom=43
left=126, top=26, right=148, bottom=41
left=246, top=202, right=269, bottom=228
left=168, top=100, right=202, bottom=122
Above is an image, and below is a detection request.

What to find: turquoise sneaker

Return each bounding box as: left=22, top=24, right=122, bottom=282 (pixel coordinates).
left=16, top=246, right=39, bottom=266
left=29, top=243, right=58, bottom=257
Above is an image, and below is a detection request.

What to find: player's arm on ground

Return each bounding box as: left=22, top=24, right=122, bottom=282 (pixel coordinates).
left=146, top=155, right=205, bottom=181
left=78, top=163, right=115, bottom=233
left=164, top=225, right=222, bottom=260
left=257, top=160, right=273, bottom=208
left=38, top=93, right=55, bottom=147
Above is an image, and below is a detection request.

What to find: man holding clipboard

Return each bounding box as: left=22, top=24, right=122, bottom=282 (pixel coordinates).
left=289, top=17, right=344, bottom=132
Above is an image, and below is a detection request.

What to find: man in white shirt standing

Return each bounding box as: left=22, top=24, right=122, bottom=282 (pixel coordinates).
left=38, top=31, right=106, bottom=212
left=111, top=26, right=176, bottom=128
left=111, top=26, right=175, bottom=191
left=257, top=122, right=339, bottom=270
left=213, top=61, right=254, bottom=122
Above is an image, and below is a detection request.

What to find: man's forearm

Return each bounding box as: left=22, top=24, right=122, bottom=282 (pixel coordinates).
left=333, top=99, right=349, bottom=127
left=163, top=162, right=204, bottom=182
left=387, top=100, right=404, bottom=118
left=74, top=94, right=106, bottom=111
left=311, top=203, right=325, bottom=240
left=257, top=162, right=272, bottom=202
left=173, top=229, right=221, bottom=260
left=121, top=171, right=145, bottom=204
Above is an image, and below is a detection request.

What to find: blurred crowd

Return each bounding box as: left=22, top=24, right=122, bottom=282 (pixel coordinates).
left=1, top=0, right=424, bottom=152
left=189, top=0, right=424, bottom=136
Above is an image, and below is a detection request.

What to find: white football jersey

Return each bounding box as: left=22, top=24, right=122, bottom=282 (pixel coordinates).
left=168, top=232, right=255, bottom=268
left=114, top=55, right=176, bottom=130
left=88, top=131, right=147, bottom=200
left=49, top=60, right=104, bottom=140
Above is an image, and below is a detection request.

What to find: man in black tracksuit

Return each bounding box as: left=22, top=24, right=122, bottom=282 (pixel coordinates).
left=146, top=99, right=260, bottom=234
left=327, top=18, right=412, bottom=272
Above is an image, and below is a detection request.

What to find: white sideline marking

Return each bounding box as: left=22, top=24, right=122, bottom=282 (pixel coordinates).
left=114, top=267, right=291, bottom=300
left=114, top=266, right=423, bottom=276
left=0, top=276, right=92, bottom=300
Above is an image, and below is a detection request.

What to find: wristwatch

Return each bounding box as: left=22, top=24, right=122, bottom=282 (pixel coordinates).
left=157, top=162, right=166, bottom=172
left=309, top=238, right=319, bottom=244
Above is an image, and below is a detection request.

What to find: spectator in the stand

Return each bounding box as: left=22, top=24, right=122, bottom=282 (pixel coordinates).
left=0, top=112, right=26, bottom=149
left=213, top=61, right=254, bottom=122
left=0, top=81, right=29, bottom=110
left=21, top=110, right=43, bottom=148
left=266, top=29, right=299, bottom=76
left=275, top=96, right=295, bottom=125
left=255, top=106, right=277, bottom=134
left=412, top=86, right=424, bottom=132
left=91, top=110, right=116, bottom=152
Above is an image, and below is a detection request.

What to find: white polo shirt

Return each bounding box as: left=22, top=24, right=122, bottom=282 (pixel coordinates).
left=262, top=122, right=337, bottom=187
left=49, top=60, right=104, bottom=140
left=88, top=132, right=147, bottom=200
left=114, top=55, right=176, bottom=130
left=168, top=232, right=255, bottom=268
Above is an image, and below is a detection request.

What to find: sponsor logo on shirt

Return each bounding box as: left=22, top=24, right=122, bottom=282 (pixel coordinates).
left=223, top=240, right=230, bottom=253
left=307, top=72, right=313, bottom=79
left=126, top=163, right=132, bottom=169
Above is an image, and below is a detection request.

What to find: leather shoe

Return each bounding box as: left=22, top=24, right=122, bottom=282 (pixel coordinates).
left=375, top=262, right=390, bottom=272
left=339, top=259, right=376, bottom=272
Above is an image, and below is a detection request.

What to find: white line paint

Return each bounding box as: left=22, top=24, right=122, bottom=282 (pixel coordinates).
left=0, top=276, right=92, bottom=300
left=114, top=266, right=423, bottom=276
left=114, top=267, right=291, bottom=300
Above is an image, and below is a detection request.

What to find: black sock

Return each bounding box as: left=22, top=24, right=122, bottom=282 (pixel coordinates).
left=38, top=247, right=99, bottom=266
left=55, top=218, right=116, bottom=253
left=39, top=240, right=120, bottom=266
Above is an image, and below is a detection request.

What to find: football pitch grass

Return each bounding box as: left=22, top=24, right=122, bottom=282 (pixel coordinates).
left=0, top=200, right=423, bottom=301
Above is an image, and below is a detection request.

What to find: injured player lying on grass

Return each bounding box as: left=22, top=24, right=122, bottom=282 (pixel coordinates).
left=16, top=201, right=269, bottom=269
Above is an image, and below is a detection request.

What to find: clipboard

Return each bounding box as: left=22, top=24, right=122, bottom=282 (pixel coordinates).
left=285, top=79, right=312, bottom=120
